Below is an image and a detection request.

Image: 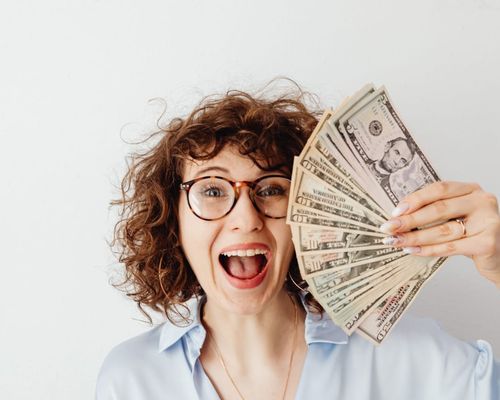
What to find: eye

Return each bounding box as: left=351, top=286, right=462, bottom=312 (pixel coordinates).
left=256, top=184, right=287, bottom=198
left=395, top=150, right=400, bottom=156
left=198, top=184, right=229, bottom=198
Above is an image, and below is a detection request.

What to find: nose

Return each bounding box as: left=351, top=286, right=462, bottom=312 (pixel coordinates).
left=226, top=187, right=264, bottom=232
left=395, top=156, right=405, bottom=168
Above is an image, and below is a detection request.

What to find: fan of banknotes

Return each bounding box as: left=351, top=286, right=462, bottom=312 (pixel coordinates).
left=286, top=84, right=447, bottom=345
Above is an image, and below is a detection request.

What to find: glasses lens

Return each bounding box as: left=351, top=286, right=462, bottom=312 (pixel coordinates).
left=189, top=177, right=234, bottom=220
left=253, top=176, right=290, bottom=218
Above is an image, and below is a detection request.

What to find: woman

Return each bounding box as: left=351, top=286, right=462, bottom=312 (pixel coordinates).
left=96, top=85, right=500, bottom=399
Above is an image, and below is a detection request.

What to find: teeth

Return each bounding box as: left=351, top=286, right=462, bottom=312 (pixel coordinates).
left=221, top=248, right=268, bottom=257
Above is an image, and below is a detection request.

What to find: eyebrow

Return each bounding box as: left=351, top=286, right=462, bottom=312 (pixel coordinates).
left=194, top=166, right=231, bottom=177
left=191, top=165, right=290, bottom=180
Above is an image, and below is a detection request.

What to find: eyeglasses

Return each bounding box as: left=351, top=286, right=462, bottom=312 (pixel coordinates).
left=179, top=175, right=291, bottom=221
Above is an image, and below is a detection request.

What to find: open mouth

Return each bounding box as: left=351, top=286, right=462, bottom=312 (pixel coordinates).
left=218, top=249, right=269, bottom=280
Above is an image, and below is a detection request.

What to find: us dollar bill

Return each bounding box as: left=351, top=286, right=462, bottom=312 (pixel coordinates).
left=338, top=87, right=441, bottom=210
left=311, top=136, right=384, bottom=213
left=300, top=144, right=368, bottom=204
left=315, top=254, right=406, bottom=299
left=324, top=257, right=414, bottom=311
left=316, top=120, right=378, bottom=196
left=316, top=261, right=404, bottom=311
left=313, top=85, right=376, bottom=170
left=306, top=253, right=406, bottom=300
left=356, top=257, right=446, bottom=345
left=297, top=246, right=404, bottom=278
left=298, top=115, right=387, bottom=217
left=287, top=204, right=384, bottom=236
left=331, top=258, right=423, bottom=324
left=292, top=157, right=387, bottom=222
left=300, top=112, right=367, bottom=190
left=297, top=145, right=386, bottom=222
left=287, top=84, right=449, bottom=344
left=291, top=225, right=385, bottom=254
left=291, top=166, right=382, bottom=230
left=337, top=257, right=426, bottom=333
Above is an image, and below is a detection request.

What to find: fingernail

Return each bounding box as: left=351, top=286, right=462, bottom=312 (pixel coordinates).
left=382, top=235, right=402, bottom=246
left=403, top=246, right=421, bottom=254
left=379, top=220, right=402, bottom=234
left=391, top=202, right=409, bottom=218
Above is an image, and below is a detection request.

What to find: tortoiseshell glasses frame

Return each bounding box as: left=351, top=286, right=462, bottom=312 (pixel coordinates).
left=179, top=175, right=291, bottom=221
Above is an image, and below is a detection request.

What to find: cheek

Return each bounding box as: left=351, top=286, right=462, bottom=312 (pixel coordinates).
left=271, top=223, right=294, bottom=266
left=179, top=201, right=206, bottom=269
left=178, top=198, right=219, bottom=280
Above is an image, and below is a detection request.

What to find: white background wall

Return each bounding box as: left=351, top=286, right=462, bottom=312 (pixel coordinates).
left=1, top=1, right=499, bottom=398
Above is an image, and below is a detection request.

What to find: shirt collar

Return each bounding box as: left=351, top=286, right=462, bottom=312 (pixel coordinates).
left=303, top=304, right=349, bottom=345
left=158, top=294, right=348, bottom=353
left=158, top=296, right=205, bottom=353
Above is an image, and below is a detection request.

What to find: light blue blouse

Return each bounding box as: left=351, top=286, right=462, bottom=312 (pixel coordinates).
left=96, top=297, right=499, bottom=399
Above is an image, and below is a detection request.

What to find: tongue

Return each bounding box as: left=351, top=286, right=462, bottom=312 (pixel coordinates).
left=226, top=256, right=261, bottom=279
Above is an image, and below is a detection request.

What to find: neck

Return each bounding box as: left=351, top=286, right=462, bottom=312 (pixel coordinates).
left=202, top=290, right=302, bottom=363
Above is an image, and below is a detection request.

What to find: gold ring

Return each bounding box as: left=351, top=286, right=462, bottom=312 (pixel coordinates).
left=455, top=218, right=466, bottom=237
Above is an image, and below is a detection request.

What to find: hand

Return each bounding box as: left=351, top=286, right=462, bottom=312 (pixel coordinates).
left=379, top=181, right=500, bottom=288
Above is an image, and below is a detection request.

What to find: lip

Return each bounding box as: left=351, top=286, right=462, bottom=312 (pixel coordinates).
left=219, top=242, right=270, bottom=254
left=218, top=242, right=271, bottom=290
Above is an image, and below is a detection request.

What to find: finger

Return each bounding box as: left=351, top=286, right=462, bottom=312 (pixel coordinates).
left=399, top=236, right=478, bottom=257
left=391, top=181, right=480, bottom=218
left=383, top=219, right=468, bottom=247
left=380, top=194, right=476, bottom=234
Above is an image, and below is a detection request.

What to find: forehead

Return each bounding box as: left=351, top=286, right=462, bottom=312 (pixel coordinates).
left=391, top=140, right=410, bottom=152
left=182, top=147, right=263, bottom=181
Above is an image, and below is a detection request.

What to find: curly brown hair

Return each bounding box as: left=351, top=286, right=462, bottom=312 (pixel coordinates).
left=110, top=81, right=325, bottom=324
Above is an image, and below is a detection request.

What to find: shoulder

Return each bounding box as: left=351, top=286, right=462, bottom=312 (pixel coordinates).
left=306, top=314, right=499, bottom=399
left=345, top=314, right=497, bottom=395
left=349, top=314, right=480, bottom=363
left=95, top=301, right=205, bottom=400
left=96, top=324, right=165, bottom=383
left=95, top=321, right=197, bottom=400
left=378, top=313, right=470, bottom=347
